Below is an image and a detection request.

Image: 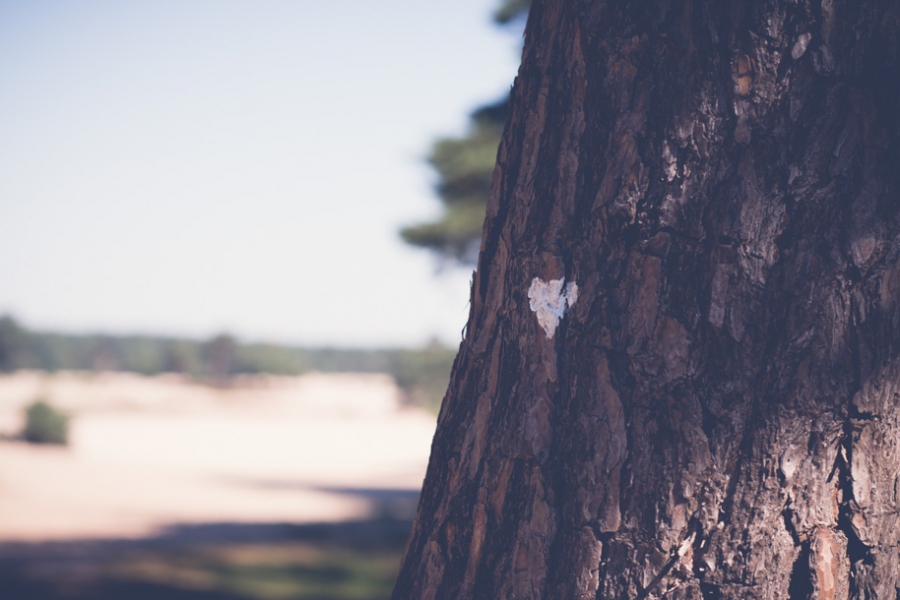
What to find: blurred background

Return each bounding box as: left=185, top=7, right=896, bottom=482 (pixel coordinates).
left=0, top=1, right=527, bottom=598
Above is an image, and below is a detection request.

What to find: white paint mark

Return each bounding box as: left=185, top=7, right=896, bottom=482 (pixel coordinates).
left=528, top=277, right=578, bottom=339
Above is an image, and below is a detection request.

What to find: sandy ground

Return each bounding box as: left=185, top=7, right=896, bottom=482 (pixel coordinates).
left=0, top=371, right=437, bottom=542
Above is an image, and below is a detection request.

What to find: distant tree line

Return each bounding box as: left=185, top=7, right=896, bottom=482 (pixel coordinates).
left=0, top=315, right=456, bottom=411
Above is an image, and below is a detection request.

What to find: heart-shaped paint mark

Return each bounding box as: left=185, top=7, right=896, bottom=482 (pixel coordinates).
left=528, top=277, right=578, bottom=339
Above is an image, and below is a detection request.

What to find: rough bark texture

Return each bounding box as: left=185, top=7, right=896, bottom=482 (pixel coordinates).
left=393, top=1, right=900, bottom=598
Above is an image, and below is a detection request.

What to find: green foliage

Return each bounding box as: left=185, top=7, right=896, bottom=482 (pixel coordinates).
left=162, top=339, right=205, bottom=375
left=493, top=0, right=530, bottom=24
left=401, top=99, right=508, bottom=265
left=0, top=315, right=28, bottom=372
left=22, top=399, right=70, bottom=445
left=234, top=343, right=309, bottom=376
left=401, top=0, right=530, bottom=265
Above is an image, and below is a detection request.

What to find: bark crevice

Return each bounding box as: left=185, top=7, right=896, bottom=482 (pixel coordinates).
left=787, top=540, right=814, bottom=600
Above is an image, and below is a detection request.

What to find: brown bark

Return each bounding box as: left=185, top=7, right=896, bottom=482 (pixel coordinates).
left=393, top=1, right=900, bottom=598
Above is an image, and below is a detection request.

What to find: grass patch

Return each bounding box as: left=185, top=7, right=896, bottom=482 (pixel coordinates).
left=106, top=541, right=403, bottom=600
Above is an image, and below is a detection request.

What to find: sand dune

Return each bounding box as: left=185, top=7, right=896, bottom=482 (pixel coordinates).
left=0, top=371, right=437, bottom=542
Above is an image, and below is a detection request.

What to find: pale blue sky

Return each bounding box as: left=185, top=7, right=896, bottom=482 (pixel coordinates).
left=0, top=0, right=522, bottom=347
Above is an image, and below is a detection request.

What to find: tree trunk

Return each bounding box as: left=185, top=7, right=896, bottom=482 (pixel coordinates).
left=393, top=1, right=900, bottom=598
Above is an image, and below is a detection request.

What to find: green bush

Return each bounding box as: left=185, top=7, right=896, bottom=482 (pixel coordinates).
left=22, top=400, right=70, bottom=445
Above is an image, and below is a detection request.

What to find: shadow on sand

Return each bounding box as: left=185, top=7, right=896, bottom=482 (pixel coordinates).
left=0, top=488, right=418, bottom=600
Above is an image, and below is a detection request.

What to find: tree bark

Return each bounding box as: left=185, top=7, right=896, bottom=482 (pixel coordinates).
left=393, top=1, right=900, bottom=598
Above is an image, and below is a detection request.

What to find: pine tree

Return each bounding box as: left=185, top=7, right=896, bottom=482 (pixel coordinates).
left=401, top=1, right=530, bottom=264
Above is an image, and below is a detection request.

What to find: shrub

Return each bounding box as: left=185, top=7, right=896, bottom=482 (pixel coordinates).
left=22, top=400, right=69, bottom=445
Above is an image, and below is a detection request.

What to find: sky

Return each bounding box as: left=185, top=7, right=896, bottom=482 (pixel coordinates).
left=0, top=0, right=523, bottom=348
